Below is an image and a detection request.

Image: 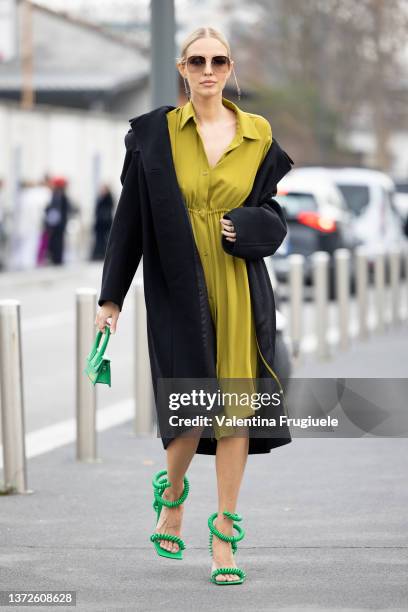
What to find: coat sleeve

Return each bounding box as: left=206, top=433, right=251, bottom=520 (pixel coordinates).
left=98, top=129, right=143, bottom=312
left=221, top=139, right=294, bottom=261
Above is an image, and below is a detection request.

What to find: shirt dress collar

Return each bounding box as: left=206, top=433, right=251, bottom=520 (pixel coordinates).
left=179, top=96, right=261, bottom=141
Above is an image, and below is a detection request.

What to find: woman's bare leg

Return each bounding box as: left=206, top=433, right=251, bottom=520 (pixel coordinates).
left=211, top=429, right=249, bottom=582
left=154, top=428, right=202, bottom=553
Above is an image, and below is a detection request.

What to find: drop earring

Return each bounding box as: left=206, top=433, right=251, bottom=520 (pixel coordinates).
left=231, top=66, right=241, bottom=101
left=183, top=77, right=191, bottom=100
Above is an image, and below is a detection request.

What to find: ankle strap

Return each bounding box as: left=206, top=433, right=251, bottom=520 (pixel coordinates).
left=152, top=469, right=190, bottom=511
left=208, top=511, right=245, bottom=545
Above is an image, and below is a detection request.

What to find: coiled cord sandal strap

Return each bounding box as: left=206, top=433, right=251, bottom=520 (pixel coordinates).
left=208, top=510, right=246, bottom=584
left=208, top=511, right=245, bottom=555
left=150, top=532, right=186, bottom=550
left=211, top=567, right=246, bottom=582
left=150, top=469, right=190, bottom=560
left=152, top=469, right=190, bottom=513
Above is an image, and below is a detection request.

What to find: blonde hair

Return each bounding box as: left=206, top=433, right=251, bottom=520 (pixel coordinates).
left=176, top=27, right=231, bottom=64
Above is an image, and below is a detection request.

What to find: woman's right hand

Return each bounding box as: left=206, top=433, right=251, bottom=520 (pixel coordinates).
left=95, top=301, right=120, bottom=334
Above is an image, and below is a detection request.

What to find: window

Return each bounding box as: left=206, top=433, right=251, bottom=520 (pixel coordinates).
left=336, top=184, right=370, bottom=216
left=395, top=182, right=408, bottom=194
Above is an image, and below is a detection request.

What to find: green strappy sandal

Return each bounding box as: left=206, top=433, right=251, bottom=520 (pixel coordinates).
left=208, top=510, right=246, bottom=585
left=149, top=469, right=189, bottom=560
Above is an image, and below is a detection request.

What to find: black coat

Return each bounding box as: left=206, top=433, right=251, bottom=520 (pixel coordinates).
left=98, top=104, right=295, bottom=455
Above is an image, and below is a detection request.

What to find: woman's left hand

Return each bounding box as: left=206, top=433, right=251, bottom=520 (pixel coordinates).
left=220, top=218, right=236, bottom=242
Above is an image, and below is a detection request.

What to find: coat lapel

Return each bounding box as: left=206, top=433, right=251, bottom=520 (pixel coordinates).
left=242, top=136, right=295, bottom=206
left=129, top=106, right=200, bottom=289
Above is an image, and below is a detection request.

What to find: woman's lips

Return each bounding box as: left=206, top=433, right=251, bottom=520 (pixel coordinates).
left=201, top=81, right=216, bottom=85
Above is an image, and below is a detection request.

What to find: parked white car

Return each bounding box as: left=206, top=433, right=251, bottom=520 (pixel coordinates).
left=324, top=167, right=406, bottom=260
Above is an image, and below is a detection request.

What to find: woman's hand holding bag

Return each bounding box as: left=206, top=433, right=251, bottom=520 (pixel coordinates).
left=85, top=301, right=120, bottom=386
left=84, top=327, right=112, bottom=386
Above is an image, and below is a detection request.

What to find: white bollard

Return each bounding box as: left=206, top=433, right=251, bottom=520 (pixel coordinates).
left=76, top=289, right=99, bottom=462
left=288, top=254, right=304, bottom=358
left=334, top=248, right=351, bottom=350
left=374, top=250, right=386, bottom=332
left=355, top=247, right=369, bottom=340
left=0, top=300, right=29, bottom=493
left=311, top=251, right=330, bottom=360
left=389, top=248, right=401, bottom=324
left=405, top=247, right=408, bottom=321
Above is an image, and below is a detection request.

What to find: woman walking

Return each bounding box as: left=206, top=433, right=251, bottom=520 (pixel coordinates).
left=96, top=27, right=294, bottom=585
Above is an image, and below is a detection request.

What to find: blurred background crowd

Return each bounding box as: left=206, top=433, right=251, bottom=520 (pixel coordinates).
left=0, top=0, right=407, bottom=272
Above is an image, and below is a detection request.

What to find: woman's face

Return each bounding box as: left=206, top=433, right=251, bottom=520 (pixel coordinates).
left=177, top=37, right=233, bottom=100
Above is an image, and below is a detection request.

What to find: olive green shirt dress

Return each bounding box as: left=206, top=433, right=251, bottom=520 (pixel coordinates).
left=166, top=97, right=273, bottom=440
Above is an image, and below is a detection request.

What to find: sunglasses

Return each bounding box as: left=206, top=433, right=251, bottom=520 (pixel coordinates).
left=183, top=55, right=231, bottom=73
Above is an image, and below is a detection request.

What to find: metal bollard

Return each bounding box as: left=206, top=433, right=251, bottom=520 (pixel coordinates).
left=134, top=281, right=155, bottom=435
left=0, top=300, right=30, bottom=493
left=311, top=251, right=330, bottom=360
left=374, top=250, right=386, bottom=333
left=355, top=247, right=369, bottom=340
left=405, top=247, right=408, bottom=322
left=288, top=254, right=304, bottom=358
left=76, top=289, right=99, bottom=462
left=389, top=248, right=401, bottom=324
left=334, top=249, right=350, bottom=350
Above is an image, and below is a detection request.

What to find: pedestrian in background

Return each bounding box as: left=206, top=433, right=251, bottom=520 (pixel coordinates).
left=90, top=184, right=114, bottom=261
left=44, top=176, right=71, bottom=265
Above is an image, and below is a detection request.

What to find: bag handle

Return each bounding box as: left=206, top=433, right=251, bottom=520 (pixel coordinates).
left=88, top=326, right=111, bottom=366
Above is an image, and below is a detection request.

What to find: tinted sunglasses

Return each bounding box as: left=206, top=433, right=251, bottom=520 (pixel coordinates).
left=183, top=55, right=231, bottom=73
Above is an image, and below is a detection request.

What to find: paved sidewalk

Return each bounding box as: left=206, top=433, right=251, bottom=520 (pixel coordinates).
left=1, top=425, right=407, bottom=611
left=291, top=317, right=408, bottom=378
left=1, top=318, right=407, bottom=611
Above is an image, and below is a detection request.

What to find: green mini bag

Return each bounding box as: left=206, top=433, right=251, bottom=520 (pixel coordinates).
left=84, top=327, right=111, bottom=387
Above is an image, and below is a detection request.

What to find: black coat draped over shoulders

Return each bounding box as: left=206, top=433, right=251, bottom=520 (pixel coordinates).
left=98, top=104, right=295, bottom=455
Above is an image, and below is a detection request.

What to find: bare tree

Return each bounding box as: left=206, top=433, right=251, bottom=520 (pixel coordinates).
left=228, top=0, right=408, bottom=170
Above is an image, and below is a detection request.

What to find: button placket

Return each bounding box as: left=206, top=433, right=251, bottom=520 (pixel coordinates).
left=200, top=162, right=210, bottom=218
left=200, top=162, right=209, bottom=252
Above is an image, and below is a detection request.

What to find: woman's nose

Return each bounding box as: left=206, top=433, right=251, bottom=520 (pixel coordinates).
left=204, top=60, right=214, bottom=74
